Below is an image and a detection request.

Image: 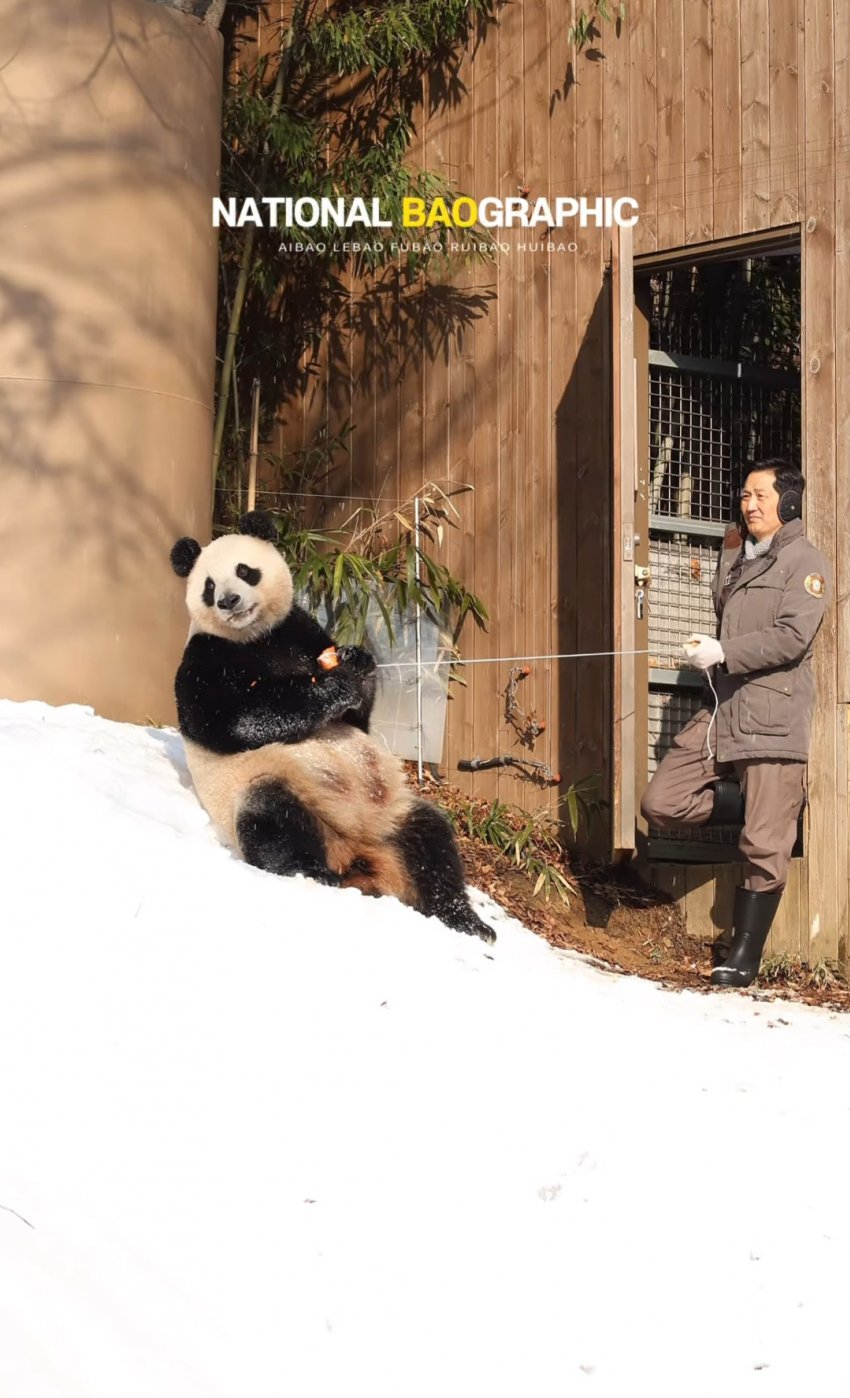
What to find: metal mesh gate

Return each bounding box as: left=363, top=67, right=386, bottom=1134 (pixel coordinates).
left=648, top=537, right=717, bottom=668
left=643, top=255, right=801, bottom=860
left=647, top=686, right=703, bottom=779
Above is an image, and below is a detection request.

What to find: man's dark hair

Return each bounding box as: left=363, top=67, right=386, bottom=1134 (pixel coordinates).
left=746, top=457, right=806, bottom=501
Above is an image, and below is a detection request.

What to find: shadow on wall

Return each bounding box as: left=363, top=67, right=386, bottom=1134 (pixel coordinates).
left=555, top=280, right=613, bottom=859
left=0, top=0, right=221, bottom=721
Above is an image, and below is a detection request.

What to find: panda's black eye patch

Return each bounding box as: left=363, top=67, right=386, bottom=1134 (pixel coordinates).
left=202, top=577, right=215, bottom=607
left=235, top=563, right=262, bottom=586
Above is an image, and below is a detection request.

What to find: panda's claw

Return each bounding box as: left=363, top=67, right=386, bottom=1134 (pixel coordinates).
left=336, top=644, right=377, bottom=676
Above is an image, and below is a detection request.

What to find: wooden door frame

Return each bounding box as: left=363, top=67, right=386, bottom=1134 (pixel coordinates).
left=611, top=223, right=636, bottom=857
left=633, top=284, right=651, bottom=848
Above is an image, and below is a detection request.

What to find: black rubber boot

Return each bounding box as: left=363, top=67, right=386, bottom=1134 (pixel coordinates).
left=710, top=886, right=782, bottom=988
left=707, top=779, right=745, bottom=826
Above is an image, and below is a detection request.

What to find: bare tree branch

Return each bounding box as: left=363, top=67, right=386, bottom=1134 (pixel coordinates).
left=143, top=0, right=228, bottom=29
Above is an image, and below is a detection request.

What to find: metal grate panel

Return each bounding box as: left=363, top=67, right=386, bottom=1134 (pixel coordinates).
left=646, top=687, right=739, bottom=846
left=648, top=369, right=800, bottom=523
left=649, top=537, right=719, bottom=669
left=648, top=690, right=738, bottom=844
left=648, top=687, right=704, bottom=778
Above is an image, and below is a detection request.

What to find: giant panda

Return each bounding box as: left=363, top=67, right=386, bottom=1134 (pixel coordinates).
left=170, top=510, right=495, bottom=943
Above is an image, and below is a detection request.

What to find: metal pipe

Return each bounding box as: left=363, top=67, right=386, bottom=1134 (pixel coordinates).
left=414, top=495, right=424, bottom=783
left=247, top=378, right=260, bottom=512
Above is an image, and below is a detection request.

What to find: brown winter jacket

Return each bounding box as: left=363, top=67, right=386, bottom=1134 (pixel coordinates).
left=710, top=517, right=831, bottom=762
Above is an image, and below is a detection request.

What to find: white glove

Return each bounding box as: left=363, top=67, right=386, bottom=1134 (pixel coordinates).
left=682, top=634, right=724, bottom=670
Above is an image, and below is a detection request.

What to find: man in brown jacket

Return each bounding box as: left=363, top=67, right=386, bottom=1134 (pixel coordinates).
left=641, top=460, right=830, bottom=988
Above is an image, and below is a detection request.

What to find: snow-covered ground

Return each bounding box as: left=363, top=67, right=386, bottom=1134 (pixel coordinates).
left=1, top=699, right=849, bottom=1397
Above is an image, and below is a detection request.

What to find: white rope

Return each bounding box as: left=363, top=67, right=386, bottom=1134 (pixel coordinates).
left=704, top=669, right=720, bottom=763
left=374, top=647, right=652, bottom=669
left=374, top=643, right=720, bottom=760
left=679, top=640, right=720, bottom=761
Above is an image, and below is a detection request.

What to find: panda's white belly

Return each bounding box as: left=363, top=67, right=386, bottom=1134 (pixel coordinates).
left=183, top=724, right=412, bottom=848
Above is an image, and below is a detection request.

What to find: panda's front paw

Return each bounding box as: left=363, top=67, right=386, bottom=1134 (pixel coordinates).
left=336, top=644, right=377, bottom=676
left=446, top=902, right=496, bottom=944
left=468, top=915, right=497, bottom=945
left=305, top=865, right=342, bottom=888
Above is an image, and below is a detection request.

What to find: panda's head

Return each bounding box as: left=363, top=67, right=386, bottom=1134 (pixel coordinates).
left=170, top=510, right=293, bottom=642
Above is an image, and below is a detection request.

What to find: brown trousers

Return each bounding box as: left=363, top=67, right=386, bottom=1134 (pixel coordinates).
left=640, top=709, right=806, bottom=893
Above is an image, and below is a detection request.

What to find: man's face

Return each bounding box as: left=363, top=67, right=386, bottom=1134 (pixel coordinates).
left=740, top=470, right=782, bottom=541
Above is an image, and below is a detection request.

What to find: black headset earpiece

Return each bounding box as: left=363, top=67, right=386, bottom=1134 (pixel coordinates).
left=777, top=489, right=803, bottom=523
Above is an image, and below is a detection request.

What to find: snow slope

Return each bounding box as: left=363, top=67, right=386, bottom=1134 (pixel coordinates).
left=1, top=699, right=849, bottom=1397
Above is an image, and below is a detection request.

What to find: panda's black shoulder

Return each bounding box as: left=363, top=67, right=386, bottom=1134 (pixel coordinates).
left=175, top=633, right=250, bottom=712
left=174, top=633, right=251, bottom=748
left=178, top=630, right=241, bottom=672
left=272, top=603, right=332, bottom=653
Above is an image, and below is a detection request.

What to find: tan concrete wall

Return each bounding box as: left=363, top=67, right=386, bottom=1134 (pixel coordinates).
left=0, top=0, right=222, bottom=723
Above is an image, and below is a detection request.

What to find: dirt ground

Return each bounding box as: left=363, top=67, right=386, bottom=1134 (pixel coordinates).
left=419, top=776, right=850, bottom=1014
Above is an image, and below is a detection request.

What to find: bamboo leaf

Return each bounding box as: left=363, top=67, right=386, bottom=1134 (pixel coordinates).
left=375, top=591, right=395, bottom=644
left=332, top=552, right=345, bottom=603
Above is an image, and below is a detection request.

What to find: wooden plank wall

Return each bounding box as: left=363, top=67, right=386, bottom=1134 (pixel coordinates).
left=254, top=1, right=847, bottom=965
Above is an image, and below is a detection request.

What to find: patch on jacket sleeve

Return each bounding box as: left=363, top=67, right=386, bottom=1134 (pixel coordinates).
left=804, top=572, right=826, bottom=598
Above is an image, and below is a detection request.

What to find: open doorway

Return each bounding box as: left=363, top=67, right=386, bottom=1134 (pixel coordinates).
left=631, top=240, right=802, bottom=862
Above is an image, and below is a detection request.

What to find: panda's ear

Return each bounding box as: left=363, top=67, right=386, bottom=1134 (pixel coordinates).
left=170, top=537, right=202, bottom=578
left=238, top=510, right=278, bottom=543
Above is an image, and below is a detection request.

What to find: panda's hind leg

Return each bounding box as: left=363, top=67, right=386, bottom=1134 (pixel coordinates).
left=393, top=799, right=495, bottom=944
left=236, top=779, right=340, bottom=886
